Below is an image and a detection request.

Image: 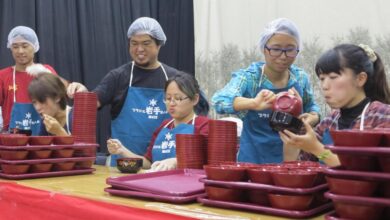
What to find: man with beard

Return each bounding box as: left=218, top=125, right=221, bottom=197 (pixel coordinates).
left=67, top=17, right=178, bottom=165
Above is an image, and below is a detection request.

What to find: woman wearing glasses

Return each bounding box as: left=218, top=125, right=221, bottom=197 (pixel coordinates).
left=212, top=18, right=320, bottom=164
left=107, top=73, right=209, bottom=171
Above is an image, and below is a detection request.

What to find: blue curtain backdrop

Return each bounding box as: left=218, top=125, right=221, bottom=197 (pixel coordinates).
left=0, top=0, right=195, bottom=155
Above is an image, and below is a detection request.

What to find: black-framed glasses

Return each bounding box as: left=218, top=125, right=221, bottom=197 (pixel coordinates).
left=264, top=45, right=299, bottom=58
left=163, top=97, right=190, bottom=104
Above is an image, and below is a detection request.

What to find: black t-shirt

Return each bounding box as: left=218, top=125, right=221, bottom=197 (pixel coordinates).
left=93, top=62, right=178, bottom=119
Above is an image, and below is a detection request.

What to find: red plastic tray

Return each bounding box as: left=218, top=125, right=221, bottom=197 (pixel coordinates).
left=324, top=167, right=390, bottom=181
left=107, top=169, right=205, bottom=196
left=199, top=178, right=328, bottom=194
left=104, top=187, right=206, bottom=204
left=325, top=145, right=390, bottom=155
left=197, top=196, right=333, bottom=219
left=0, top=157, right=95, bottom=165
left=0, top=143, right=98, bottom=150
left=325, top=191, right=390, bottom=206
left=0, top=168, right=95, bottom=180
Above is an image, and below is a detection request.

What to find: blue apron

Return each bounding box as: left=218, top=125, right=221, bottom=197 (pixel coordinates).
left=9, top=67, right=41, bottom=135
left=151, top=116, right=195, bottom=162
left=238, top=66, right=303, bottom=164
left=110, top=61, right=169, bottom=166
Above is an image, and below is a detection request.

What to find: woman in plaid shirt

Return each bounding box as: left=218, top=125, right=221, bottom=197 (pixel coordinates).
left=280, top=44, right=390, bottom=166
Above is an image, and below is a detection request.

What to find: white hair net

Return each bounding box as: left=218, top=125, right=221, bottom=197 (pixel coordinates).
left=258, top=18, right=301, bottom=52
left=127, top=17, right=166, bottom=45
left=7, top=26, right=40, bottom=52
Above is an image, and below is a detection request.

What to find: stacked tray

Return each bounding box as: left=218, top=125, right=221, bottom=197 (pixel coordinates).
left=324, top=130, right=390, bottom=219
left=325, top=145, right=390, bottom=219
left=0, top=135, right=97, bottom=180
left=105, top=169, right=206, bottom=203
left=207, top=120, right=237, bottom=165
left=73, top=92, right=98, bottom=144
left=176, top=134, right=207, bottom=169
left=199, top=162, right=332, bottom=219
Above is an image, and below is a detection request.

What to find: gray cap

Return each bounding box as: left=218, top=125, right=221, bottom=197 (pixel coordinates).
left=258, top=18, right=301, bottom=53
left=7, top=26, right=40, bottom=52
left=127, top=17, right=166, bottom=45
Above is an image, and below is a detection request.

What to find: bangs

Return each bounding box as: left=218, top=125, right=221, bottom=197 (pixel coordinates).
left=28, top=82, right=49, bottom=103
left=315, top=49, right=344, bottom=76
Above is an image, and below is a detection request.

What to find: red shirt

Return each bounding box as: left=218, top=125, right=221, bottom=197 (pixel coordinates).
left=144, top=115, right=209, bottom=161
left=0, top=65, right=57, bottom=131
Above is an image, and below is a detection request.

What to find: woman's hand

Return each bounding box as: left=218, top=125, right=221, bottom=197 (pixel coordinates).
left=299, top=112, right=320, bottom=127
left=42, top=114, right=68, bottom=136
left=252, top=89, right=276, bottom=111
left=150, top=158, right=177, bottom=171
left=107, top=139, right=126, bottom=155
left=279, top=120, right=323, bottom=155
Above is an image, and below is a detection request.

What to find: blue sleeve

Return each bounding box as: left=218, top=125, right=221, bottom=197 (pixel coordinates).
left=211, top=70, right=250, bottom=116
left=300, top=71, right=321, bottom=115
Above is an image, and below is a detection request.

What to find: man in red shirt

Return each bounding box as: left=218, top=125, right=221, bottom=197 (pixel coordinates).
left=0, top=26, right=59, bottom=133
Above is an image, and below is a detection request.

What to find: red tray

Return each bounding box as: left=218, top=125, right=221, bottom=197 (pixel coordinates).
left=325, top=145, right=390, bottom=155
left=0, top=157, right=95, bottom=164
left=0, top=143, right=98, bottom=150
left=107, top=169, right=205, bottom=196
left=199, top=178, right=328, bottom=194
left=104, top=187, right=206, bottom=204
left=324, top=167, right=390, bottom=181
left=0, top=168, right=95, bottom=180
left=325, top=191, right=390, bottom=206
left=197, top=196, right=333, bottom=219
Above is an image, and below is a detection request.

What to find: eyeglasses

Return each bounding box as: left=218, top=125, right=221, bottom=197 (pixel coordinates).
left=264, top=45, right=299, bottom=58
left=163, top=97, right=190, bottom=104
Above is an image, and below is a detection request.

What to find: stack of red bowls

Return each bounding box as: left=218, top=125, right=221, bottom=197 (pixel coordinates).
left=207, top=120, right=237, bottom=165
left=176, top=134, right=206, bottom=169
left=72, top=92, right=97, bottom=144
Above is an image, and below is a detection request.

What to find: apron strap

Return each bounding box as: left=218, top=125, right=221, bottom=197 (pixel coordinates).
left=163, top=114, right=197, bottom=128
left=331, top=102, right=371, bottom=130
left=12, top=66, right=16, bottom=102
left=65, top=106, right=72, bottom=134
left=359, top=102, right=371, bottom=131
left=129, top=61, right=169, bottom=87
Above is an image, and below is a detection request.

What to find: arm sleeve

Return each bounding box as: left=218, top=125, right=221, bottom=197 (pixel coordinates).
left=43, top=64, right=58, bottom=75
left=194, top=116, right=210, bottom=136
left=93, top=70, right=119, bottom=107
left=300, top=71, right=321, bottom=115
left=369, top=102, right=390, bottom=129
left=144, top=121, right=167, bottom=162
left=211, top=70, right=249, bottom=115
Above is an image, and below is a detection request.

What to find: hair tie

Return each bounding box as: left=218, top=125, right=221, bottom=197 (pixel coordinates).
left=358, top=44, right=377, bottom=63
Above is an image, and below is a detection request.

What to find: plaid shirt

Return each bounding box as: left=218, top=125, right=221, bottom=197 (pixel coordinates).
left=300, top=101, right=390, bottom=161
left=211, top=62, right=320, bottom=118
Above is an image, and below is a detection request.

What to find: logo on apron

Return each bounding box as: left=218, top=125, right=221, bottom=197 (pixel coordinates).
left=153, top=132, right=176, bottom=154
left=131, top=98, right=167, bottom=120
